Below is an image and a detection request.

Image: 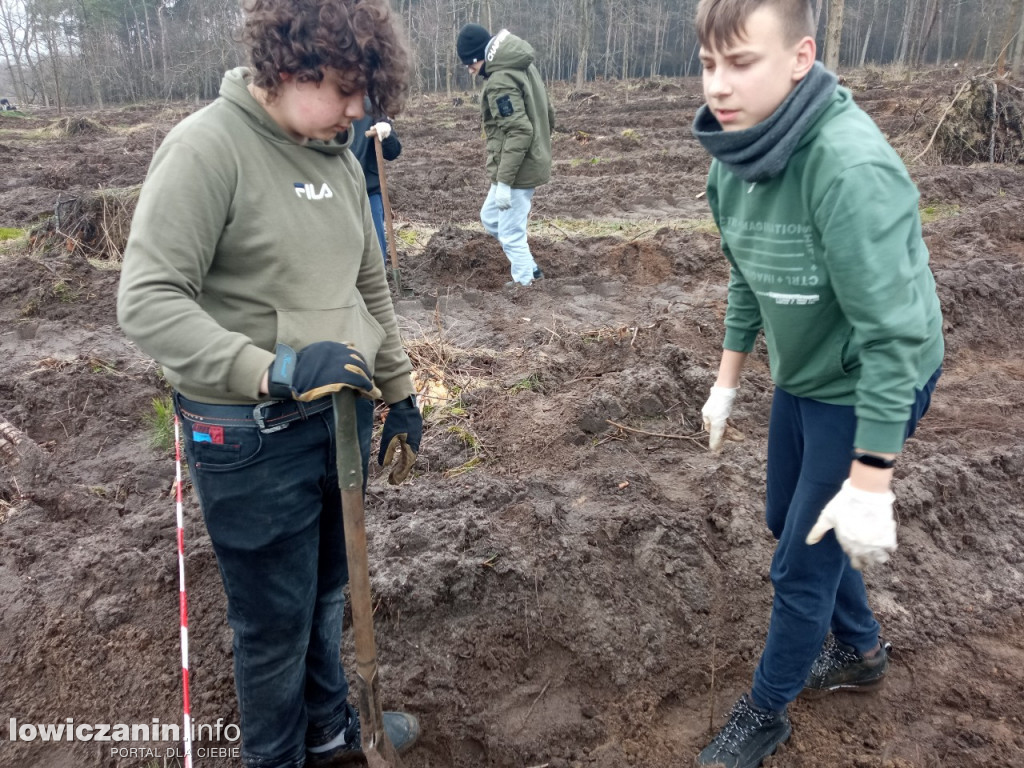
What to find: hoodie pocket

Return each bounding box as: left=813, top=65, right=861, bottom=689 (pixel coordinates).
left=275, top=303, right=387, bottom=369
left=834, top=330, right=861, bottom=378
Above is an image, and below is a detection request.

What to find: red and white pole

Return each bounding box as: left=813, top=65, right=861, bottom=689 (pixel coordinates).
left=174, top=415, right=194, bottom=768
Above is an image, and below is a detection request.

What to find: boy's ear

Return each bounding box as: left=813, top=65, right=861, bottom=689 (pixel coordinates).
left=792, top=35, right=816, bottom=82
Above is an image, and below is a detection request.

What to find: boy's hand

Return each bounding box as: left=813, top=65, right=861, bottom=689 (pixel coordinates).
left=806, top=479, right=897, bottom=570
left=701, top=385, right=738, bottom=452
left=378, top=396, right=422, bottom=484
left=371, top=122, right=392, bottom=141
left=267, top=342, right=380, bottom=402
left=495, top=182, right=512, bottom=210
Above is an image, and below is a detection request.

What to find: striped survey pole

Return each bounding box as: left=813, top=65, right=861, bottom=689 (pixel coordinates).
left=174, top=415, right=194, bottom=768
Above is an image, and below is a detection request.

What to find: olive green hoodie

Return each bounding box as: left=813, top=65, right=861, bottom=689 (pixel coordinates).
left=480, top=30, right=555, bottom=189
left=117, top=67, right=414, bottom=405
left=707, top=88, right=944, bottom=453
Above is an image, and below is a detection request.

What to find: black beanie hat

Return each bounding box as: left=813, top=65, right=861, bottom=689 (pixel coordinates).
left=457, top=24, right=491, bottom=65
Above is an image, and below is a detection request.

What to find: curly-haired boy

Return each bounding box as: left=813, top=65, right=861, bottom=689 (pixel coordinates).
left=118, top=0, right=422, bottom=765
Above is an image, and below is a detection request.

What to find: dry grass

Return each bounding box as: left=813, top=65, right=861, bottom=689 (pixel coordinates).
left=52, top=116, right=106, bottom=137
left=402, top=305, right=501, bottom=478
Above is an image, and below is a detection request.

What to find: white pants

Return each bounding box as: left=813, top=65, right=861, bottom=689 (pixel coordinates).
left=480, top=184, right=538, bottom=285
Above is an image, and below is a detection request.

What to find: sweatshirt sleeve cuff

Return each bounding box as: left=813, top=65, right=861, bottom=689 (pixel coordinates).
left=723, top=327, right=758, bottom=354
left=377, top=372, right=416, bottom=405
left=854, top=418, right=907, bottom=455
left=228, top=345, right=277, bottom=400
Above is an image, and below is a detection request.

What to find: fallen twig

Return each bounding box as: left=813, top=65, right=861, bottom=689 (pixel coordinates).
left=629, top=227, right=656, bottom=242
left=519, top=679, right=552, bottom=731
left=544, top=221, right=573, bottom=238
left=912, top=80, right=971, bottom=162
left=606, top=419, right=705, bottom=444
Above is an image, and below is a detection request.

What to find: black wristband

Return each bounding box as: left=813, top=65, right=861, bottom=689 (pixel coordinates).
left=390, top=394, right=417, bottom=409
left=267, top=343, right=297, bottom=399
left=853, top=452, right=896, bottom=470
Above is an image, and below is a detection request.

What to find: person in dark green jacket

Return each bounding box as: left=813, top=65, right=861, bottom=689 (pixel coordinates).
left=690, top=2, right=943, bottom=767
left=457, top=23, right=555, bottom=287
left=117, top=0, right=422, bottom=765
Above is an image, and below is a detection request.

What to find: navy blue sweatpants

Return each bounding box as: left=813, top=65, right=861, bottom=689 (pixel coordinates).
left=750, top=367, right=941, bottom=712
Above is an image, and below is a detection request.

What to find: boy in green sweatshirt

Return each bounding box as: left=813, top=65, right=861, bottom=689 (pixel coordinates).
left=117, top=0, right=422, bottom=765
left=691, top=1, right=943, bottom=766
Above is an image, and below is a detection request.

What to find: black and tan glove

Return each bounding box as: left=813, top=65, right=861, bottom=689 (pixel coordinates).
left=377, top=395, right=422, bottom=484
left=267, top=342, right=380, bottom=402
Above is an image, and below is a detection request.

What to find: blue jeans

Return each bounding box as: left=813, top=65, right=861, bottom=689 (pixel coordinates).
left=174, top=393, right=373, bottom=768
left=369, top=192, right=387, bottom=264
left=480, top=184, right=538, bottom=285
left=750, top=367, right=941, bottom=712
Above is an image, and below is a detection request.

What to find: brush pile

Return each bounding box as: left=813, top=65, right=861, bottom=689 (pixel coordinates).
left=31, top=186, right=140, bottom=261
left=937, top=75, right=1024, bottom=164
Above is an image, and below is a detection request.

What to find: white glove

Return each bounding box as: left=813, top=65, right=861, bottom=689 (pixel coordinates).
left=495, top=182, right=512, bottom=210
left=806, top=479, right=897, bottom=570
left=701, top=385, right=738, bottom=452
left=371, top=121, right=392, bottom=141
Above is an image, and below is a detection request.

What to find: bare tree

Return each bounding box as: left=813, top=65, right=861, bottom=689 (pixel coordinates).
left=858, top=0, right=881, bottom=66
left=574, top=0, right=590, bottom=88
left=1013, top=0, right=1024, bottom=73
left=823, top=0, right=844, bottom=70
left=0, top=0, right=36, bottom=103
left=912, top=0, right=939, bottom=66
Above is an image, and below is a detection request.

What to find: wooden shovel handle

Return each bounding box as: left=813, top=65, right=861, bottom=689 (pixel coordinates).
left=362, top=131, right=399, bottom=277
left=332, top=391, right=403, bottom=767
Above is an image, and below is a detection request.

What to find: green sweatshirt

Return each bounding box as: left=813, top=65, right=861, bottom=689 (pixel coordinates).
left=481, top=30, right=555, bottom=189
left=707, top=87, right=944, bottom=453
left=117, top=67, right=414, bottom=406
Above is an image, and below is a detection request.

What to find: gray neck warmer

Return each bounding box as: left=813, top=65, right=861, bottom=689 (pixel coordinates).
left=692, top=62, right=838, bottom=182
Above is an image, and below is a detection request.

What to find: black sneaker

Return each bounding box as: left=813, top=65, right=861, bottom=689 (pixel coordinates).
left=803, top=636, right=890, bottom=695
left=306, top=706, right=420, bottom=766
left=696, top=694, right=791, bottom=768
left=533, top=267, right=545, bottom=280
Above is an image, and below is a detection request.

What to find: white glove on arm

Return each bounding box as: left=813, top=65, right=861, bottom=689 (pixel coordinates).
left=495, top=182, right=513, bottom=210
left=701, top=385, right=738, bottom=452
left=806, top=479, right=897, bottom=570
left=371, top=121, right=392, bottom=141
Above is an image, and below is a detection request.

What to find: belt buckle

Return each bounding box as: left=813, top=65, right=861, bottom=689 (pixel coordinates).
left=252, top=400, right=290, bottom=434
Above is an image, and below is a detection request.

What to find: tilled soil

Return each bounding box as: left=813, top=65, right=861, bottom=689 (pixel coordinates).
left=1, top=69, right=1023, bottom=768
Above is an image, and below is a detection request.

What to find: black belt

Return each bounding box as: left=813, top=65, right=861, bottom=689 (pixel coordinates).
left=174, top=392, right=333, bottom=434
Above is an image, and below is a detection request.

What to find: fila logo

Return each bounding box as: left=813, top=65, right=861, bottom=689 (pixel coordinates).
left=294, top=182, right=334, bottom=200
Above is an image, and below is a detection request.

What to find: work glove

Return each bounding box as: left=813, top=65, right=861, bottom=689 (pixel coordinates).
left=806, top=479, right=897, bottom=570
left=701, top=385, right=738, bottom=452
left=371, top=121, right=392, bottom=141
left=494, top=182, right=513, bottom=210
left=267, top=342, right=379, bottom=402
left=378, top=395, right=422, bottom=484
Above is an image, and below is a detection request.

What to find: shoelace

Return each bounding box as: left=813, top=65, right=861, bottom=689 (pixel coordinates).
left=811, top=638, right=862, bottom=676
left=713, top=697, right=776, bottom=752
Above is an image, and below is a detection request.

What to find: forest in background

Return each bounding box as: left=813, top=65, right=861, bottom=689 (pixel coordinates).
left=0, top=0, right=1020, bottom=110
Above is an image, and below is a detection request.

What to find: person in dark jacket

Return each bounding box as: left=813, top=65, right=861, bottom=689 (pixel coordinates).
left=457, top=23, right=555, bottom=288
left=349, top=97, right=401, bottom=263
